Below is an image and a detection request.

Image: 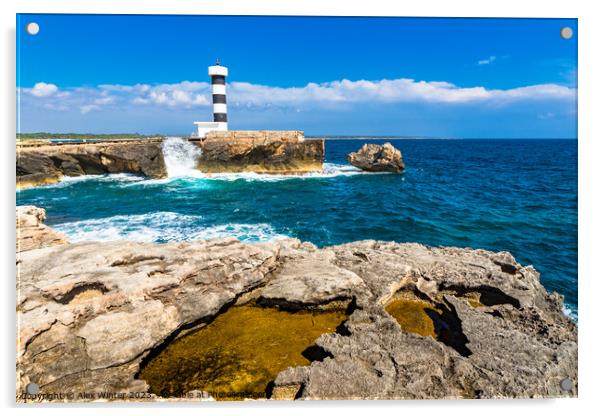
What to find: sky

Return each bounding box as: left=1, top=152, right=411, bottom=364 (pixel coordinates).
left=16, top=14, right=577, bottom=138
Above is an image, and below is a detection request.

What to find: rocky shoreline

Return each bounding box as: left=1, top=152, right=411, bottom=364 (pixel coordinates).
left=16, top=132, right=326, bottom=189
left=16, top=206, right=577, bottom=401
left=16, top=140, right=168, bottom=189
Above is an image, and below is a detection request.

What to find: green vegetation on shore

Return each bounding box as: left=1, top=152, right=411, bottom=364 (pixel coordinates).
left=17, top=132, right=163, bottom=141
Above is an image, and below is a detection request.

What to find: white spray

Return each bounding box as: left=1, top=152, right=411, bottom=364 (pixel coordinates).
left=161, top=137, right=202, bottom=177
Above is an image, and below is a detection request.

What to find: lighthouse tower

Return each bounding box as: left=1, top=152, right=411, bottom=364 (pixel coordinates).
left=193, top=60, right=229, bottom=138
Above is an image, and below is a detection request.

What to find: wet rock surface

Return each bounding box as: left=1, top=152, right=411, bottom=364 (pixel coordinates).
left=16, top=141, right=167, bottom=189
left=16, top=208, right=577, bottom=401
left=347, top=142, right=405, bottom=172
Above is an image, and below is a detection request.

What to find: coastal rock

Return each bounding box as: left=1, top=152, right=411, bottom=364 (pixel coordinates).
left=197, top=133, right=324, bottom=174
left=16, top=141, right=168, bottom=189
left=16, top=209, right=576, bottom=401
left=275, top=241, right=577, bottom=399
left=16, top=151, right=64, bottom=188
left=17, top=236, right=281, bottom=395
left=257, top=242, right=365, bottom=309
left=347, top=142, right=405, bottom=172
left=16, top=206, right=68, bottom=252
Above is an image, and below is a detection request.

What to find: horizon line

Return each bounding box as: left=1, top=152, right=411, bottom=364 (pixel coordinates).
left=16, top=132, right=578, bottom=140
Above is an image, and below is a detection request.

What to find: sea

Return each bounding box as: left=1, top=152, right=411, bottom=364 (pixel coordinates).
left=17, top=137, right=578, bottom=320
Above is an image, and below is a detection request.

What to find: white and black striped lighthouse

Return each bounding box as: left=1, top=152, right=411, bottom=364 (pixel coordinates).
left=209, top=60, right=228, bottom=126
left=193, top=60, right=229, bottom=138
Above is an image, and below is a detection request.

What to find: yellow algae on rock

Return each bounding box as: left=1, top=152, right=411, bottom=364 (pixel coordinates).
left=384, top=295, right=441, bottom=338
left=139, top=304, right=346, bottom=400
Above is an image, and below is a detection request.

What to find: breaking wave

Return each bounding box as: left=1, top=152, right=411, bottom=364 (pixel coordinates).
left=162, top=137, right=202, bottom=178
left=563, top=303, right=578, bottom=322
left=121, top=163, right=382, bottom=188
left=54, top=212, right=289, bottom=243
left=197, top=163, right=383, bottom=182
left=19, top=156, right=381, bottom=192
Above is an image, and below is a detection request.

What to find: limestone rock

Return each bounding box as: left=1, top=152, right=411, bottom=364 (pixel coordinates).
left=347, top=142, right=405, bottom=172
left=198, top=136, right=324, bottom=174
left=206, top=130, right=305, bottom=143
left=16, top=208, right=577, bottom=401
left=275, top=241, right=577, bottom=399
left=258, top=243, right=365, bottom=309
left=16, top=141, right=167, bottom=189
left=17, top=237, right=281, bottom=397
left=16, top=206, right=67, bottom=252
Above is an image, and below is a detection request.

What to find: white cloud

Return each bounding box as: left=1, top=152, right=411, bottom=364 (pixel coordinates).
left=29, top=82, right=59, bottom=97
left=129, top=81, right=210, bottom=107
left=80, top=104, right=100, bottom=114
left=19, top=77, right=576, bottom=118
left=478, top=56, right=497, bottom=65
left=226, top=78, right=575, bottom=106
left=94, top=96, right=114, bottom=105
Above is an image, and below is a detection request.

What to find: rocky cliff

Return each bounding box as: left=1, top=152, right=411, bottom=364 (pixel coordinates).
left=197, top=131, right=324, bottom=174
left=17, top=141, right=168, bottom=189
left=16, top=207, right=577, bottom=401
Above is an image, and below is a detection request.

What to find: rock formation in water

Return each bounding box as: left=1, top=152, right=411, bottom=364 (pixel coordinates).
left=197, top=131, right=324, bottom=174
left=16, top=141, right=168, bottom=189
left=16, top=206, right=577, bottom=401
left=347, top=142, right=405, bottom=173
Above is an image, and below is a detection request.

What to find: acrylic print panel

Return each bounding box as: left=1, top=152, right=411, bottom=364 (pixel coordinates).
left=16, top=14, right=577, bottom=402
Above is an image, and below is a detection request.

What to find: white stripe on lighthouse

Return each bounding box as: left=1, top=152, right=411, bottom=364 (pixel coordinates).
left=212, top=84, right=226, bottom=95
left=213, top=103, right=227, bottom=114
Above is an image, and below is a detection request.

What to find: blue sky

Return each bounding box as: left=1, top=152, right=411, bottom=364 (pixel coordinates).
left=17, top=14, right=577, bottom=138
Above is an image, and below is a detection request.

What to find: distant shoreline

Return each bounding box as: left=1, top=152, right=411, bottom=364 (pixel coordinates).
left=16, top=133, right=577, bottom=142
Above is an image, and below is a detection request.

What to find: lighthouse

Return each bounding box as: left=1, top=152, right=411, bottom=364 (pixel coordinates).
left=193, top=60, right=229, bottom=138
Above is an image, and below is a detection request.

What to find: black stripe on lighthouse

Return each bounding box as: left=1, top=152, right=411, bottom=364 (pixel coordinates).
left=214, top=113, right=227, bottom=122
left=210, top=65, right=227, bottom=124
left=211, top=75, right=226, bottom=85
left=212, top=94, right=227, bottom=104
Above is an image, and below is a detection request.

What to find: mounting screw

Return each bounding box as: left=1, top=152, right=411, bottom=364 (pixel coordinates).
left=560, top=27, right=573, bottom=40
left=26, top=382, right=39, bottom=395
left=25, top=22, right=40, bottom=36
left=560, top=377, right=573, bottom=391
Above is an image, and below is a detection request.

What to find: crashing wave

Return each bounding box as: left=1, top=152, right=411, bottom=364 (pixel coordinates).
left=162, top=137, right=203, bottom=178
left=53, top=211, right=289, bottom=244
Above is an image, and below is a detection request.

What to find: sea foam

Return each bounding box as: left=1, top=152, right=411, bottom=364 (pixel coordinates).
left=120, top=162, right=384, bottom=188
left=53, top=211, right=288, bottom=244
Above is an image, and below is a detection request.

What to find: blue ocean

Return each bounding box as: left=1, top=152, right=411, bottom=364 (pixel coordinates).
left=17, top=138, right=578, bottom=319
